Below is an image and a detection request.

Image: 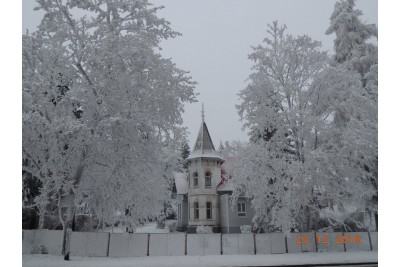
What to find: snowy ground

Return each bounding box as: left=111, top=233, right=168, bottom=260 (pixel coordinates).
left=101, top=222, right=171, bottom=234
left=22, top=251, right=377, bottom=267
left=135, top=222, right=170, bottom=233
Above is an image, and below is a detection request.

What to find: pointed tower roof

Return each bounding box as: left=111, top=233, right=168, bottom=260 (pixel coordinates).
left=193, top=121, right=215, bottom=151
left=187, top=104, right=223, bottom=161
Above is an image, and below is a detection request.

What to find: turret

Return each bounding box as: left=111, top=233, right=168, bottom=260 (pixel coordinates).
left=186, top=104, right=224, bottom=232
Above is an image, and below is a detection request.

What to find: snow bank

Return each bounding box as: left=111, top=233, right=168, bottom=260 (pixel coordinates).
left=22, top=251, right=378, bottom=267
left=135, top=223, right=169, bottom=234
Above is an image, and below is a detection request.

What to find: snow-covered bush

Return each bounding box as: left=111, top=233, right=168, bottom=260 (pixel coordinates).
left=196, top=225, right=213, bottom=234
left=165, top=220, right=177, bottom=232
left=240, top=225, right=252, bottom=234
left=39, top=245, right=48, bottom=254
left=156, top=213, right=166, bottom=229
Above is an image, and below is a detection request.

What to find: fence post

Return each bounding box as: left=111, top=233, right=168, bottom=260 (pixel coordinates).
left=285, top=235, right=288, bottom=253
left=220, top=233, right=223, bottom=255
left=314, top=232, right=318, bottom=252
left=147, top=233, right=150, bottom=256
left=368, top=231, right=373, bottom=251
left=253, top=233, right=257, bottom=255
left=342, top=232, right=347, bottom=252
left=106, top=233, right=110, bottom=257
left=184, top=233, right=187, bottom=255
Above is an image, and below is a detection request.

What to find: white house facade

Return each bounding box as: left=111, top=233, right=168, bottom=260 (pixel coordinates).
left=175, top=107, right=254, bottom=233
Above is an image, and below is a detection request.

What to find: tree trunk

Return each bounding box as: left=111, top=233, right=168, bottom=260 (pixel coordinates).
left=59, top=206, right=72, bottom=260
left=374, top=212, right=378, bottom=231
left=38, top=211, right=45, bottom=229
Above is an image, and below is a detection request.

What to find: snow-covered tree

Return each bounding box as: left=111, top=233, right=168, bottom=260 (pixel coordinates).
left=23, top=0, right=196, bottom=257
left=230, top=2, right=377, bottom=232
left=325, top=0, right=378, bottom=230
left=179, top=142, right=190, bottom=171
left=218, top=140, right=246, bottom=158
left=231, top=21, right=329, bottom=232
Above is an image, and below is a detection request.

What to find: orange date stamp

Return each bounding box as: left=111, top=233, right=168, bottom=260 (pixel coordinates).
left=296, top=233, right=362, bottom=245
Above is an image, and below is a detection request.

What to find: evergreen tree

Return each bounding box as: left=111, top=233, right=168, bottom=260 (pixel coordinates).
left=325, top=0, right=378, bottom=230
left=180, top=142, right=190, bottom=171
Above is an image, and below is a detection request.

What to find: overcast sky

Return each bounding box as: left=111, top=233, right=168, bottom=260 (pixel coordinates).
left=22, top=0, right=377, bottom=149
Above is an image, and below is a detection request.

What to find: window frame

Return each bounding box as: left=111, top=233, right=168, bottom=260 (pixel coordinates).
left=205, top=171, right=212, bottom=187
left=194, top=202, right=199, bottom=219
left=193, top=172, right=199, bottom=187
left=237, top=202, right=246, bottom=217
left=206, top=202, right=212, bottom=219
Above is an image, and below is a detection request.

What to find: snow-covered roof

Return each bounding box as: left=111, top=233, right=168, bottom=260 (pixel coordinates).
left=216, top=181, right=234, bottom=192
left=174, top=172, right=188, bottom=195
left=187, top=150, right=223, bottom=161
left=187, top=112, right=224, bottom=162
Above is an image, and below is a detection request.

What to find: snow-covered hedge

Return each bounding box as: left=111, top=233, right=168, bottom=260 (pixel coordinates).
left=165, top=220, right=177, bottom=232
left=240, top=225, right=252, bottom=234
left=196, top=225, right=213, bottom=234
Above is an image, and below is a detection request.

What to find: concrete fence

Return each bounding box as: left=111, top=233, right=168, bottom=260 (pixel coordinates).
left=22, top=230, right=378, bottom=257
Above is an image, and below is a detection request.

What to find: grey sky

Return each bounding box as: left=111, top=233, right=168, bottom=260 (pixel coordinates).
left=22, top=0, right=377, bottom=149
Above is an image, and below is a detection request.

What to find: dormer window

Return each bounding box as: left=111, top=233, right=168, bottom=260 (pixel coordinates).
left=193, top=172, right=199, bottom=187
left=205, top=171, right=211, bottom=187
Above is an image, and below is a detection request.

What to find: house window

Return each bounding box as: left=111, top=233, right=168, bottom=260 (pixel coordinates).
left=205, top=171, right=211, bottom=187
left=194, top=202, right=199, bottom=219
left=206, top=202, right=212, bottom=219
left=238, top=203, right=246, bottom=217
left=193, top=172, right=199, bottom=187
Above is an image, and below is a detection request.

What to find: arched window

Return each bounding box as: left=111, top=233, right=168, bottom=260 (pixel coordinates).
left=193, top=172, right=199, bottom=187
left=205, top=171, right=211, bottom=187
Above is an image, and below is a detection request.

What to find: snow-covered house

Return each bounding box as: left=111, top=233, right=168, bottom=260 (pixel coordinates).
left=175, top=108, right=254, bottom=233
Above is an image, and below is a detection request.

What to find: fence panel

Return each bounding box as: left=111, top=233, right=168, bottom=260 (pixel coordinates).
left=187, top=234, right=221, bottom=256
left=255, top=234, right=272, bottom=254
left=343, top=232, right=371, bottom=252
left=108, top=233, right=148, bottom=257
left=22, top=230, right=63, bottom=255
left=238, top=234, right=254, bottom=255
left=149, top=234, right=168, bottom=256
left=270, top=233, right=286, bottom=254
left=167, top=233, right=185, bottom=256
left=22, top=230, right=378, bottom=257
left=70, top=232, right=109, bottom=257
left=316, top=232, right=345, bottom=252
left=369, top=232, right=378, bottom=251
left=222, top=234, right=239, bottom=255
left=286, top=233, right=317, bottom=253
left=286, top=233, right=302, bottom=253
left=204, top=234, right=221, bottom=255
left=187, top=234, right=203, bottom=256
